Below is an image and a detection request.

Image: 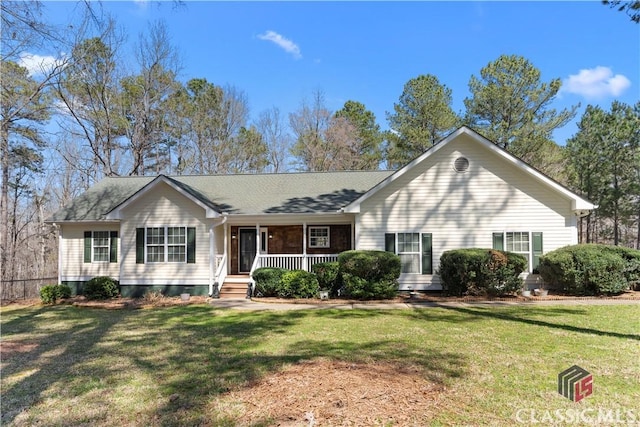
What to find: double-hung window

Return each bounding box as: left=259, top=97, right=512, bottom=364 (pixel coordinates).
left=167, top=227, right=186, bottom=262
left=309, top=226, right=330, bottom=248
left=136, top=227, right=196, bottom=264
left=146, top=227, right=166, bottom=263
left=385, top=232, right=433, bottom=274
left=493, top=231, right=543, bottom=273
left=84, top=231, right=118, bottom=263
left=92, top=231, right=110, bottom=262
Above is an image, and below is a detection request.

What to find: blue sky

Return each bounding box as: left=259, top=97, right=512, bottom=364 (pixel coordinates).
left=31, top=1, right=640, bottom=146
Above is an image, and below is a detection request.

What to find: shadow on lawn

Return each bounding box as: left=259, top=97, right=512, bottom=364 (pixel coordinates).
left=1, top=306, right=124, bottom=425
left=423, top=304, right=640, bottom=341
left=1, top=305, right=467, bottom=426
left=135, top=307, right=468, bottom=425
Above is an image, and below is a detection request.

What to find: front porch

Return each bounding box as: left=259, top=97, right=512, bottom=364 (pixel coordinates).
left=213, top=223, right=352, bottom=298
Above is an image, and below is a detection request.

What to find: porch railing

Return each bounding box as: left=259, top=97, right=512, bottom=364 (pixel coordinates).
left=213, top=254, right=227, bottom=296
left=256, top=254, right=339, bottom=272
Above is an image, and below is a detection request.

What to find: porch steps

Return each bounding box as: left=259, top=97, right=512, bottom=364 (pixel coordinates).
left=219, top=275, right=251, bottom=299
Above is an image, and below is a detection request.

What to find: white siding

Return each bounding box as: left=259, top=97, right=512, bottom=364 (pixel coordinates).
left=60, top=223, right=120, bottom=281
left=119, top=181, right=210, bottom=285
left=356, top=133, right=578, bottom=290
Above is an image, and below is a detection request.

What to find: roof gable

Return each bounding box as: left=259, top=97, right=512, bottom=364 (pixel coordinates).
left=105, top=175, right=222, bottom=220
left=343, top=126, right=595, bottom=213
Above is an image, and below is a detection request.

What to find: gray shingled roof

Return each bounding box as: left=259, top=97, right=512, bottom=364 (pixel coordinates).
left=48, top=171, right=394, bottom=222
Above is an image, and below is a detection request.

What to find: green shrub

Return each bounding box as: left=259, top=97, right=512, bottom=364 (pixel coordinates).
left=252, top=267, right=287, bottom=297
left=538, top=244, right=634, bottom=295
left=278, top=270, right=319, bottom=298
left=438, top=249, right=526, bottom=296
left=311, top=261, right=341, bottom=294
left=40, top=284, right=72, bottom=304
left=84, top=276, right=119, bottom=300
left=604, top=245, right=640, bottom=290
left=338, top=250, right=401, bottom=300
left=58, top=284, right=72, bottom=299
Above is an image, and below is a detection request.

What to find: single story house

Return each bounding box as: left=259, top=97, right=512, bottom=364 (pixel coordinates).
left=47, top=126, right=595, bottom=297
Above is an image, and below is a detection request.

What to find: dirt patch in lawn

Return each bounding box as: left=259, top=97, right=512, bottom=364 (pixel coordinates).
left=0, top=340, right=39, bottom=360
left=213, top=359, right=446, bottom=426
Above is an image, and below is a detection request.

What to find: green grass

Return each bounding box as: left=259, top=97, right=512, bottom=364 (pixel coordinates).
left=1, top=303, right=639, bottom=426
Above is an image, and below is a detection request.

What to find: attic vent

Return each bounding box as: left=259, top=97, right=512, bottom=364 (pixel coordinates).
left=453, top=157, right=469, bottom=173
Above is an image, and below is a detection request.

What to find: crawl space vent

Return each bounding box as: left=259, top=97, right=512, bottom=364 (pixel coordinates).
left=453, top=157, right=470, bottom=173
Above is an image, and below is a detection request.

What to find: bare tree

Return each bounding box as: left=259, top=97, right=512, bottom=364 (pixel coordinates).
left=289, top=90, right=365, bottom=171
left=256, top=107, right=292, bottom=173
left=54, top=18, right=127, bottom=179
left=121, top=20, right=181, bottom=175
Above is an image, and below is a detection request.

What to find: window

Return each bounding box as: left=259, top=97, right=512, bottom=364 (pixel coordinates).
left=84, top=231, right=118, bottom=263
left=92, top=231, right=110, bottom=262
left=493, top=231, right=543, bottom=272
left=309, top=226, right=330, bottom=248
left=146, top=227, right=165, bottom=263
left=167, top=227, right=186, bottom=262
left=398, top=232, right=420, bottom=273
left=506, top=232, right=529, bottom=254
left=136, top=227, right=196, bottom=264
left=385, top=232, right=433, bottom=275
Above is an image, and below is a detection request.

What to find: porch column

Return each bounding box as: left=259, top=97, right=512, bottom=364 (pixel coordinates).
left=255, top=223, right=260, bottom=269
left=353, top=216, right=359, bottom=250
left=302, top=222, right=307, bottom=271
left=223, top=221, right=228, bottom=261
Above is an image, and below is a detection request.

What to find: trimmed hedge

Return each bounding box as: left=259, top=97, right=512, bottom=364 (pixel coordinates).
left=311, top=261, right=341, bottom=294
left=40, top=284, right=72, bottom=304
left=338, top=250, right=401, bottom=300
left=438, top=249, right=527, bottom=296
left=278, top=270, right=319, bottom=298
left=252, top=267, right=287, bottom=297
left=538, top=244, right=639, bottom=295
left=84, top=276, right=119, bottom=300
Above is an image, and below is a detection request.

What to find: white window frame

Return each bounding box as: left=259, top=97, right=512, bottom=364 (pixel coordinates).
left=92, top=231, right=110, bottom=262
left=167, top=227, right=187, bottom=263
left=501, top=231, right=531, bottom=271
left=309, top=226, right=330, bottom=248
left=146, top=226, right=187, bottom=263
left=397, top=232, right=421, bottom=274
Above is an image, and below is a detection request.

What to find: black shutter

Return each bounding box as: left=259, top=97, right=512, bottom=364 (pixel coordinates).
left=385, top=233, right=396, bottom=253
left=187, top=227, right=196, bottom=264
left=421, top=233, right=433, bottom=275
left=532, top=232, right=543, bottom=273
left=136, top=228, right=145, bottom=264
left=84, top=231, right=92, bottom=263
left=492, top=233, right=504, bottom=251
left=110, top=231, right=118, bottom=263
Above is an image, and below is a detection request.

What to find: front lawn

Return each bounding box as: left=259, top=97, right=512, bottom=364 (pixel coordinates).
left=1, top=303, right=638, bottom=426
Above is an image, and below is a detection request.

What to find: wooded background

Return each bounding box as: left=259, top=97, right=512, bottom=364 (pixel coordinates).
left=1, top=1, right=638, bottom=291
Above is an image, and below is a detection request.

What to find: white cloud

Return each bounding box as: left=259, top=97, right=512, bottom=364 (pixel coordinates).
left=18, top=53, right=64, bottom=76
left=258, top=30, right=302, bottom=59
left=562, top=66, right=631, bottom=99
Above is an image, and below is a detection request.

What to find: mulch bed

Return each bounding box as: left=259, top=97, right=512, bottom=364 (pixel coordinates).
left=213, top=359, right=446, bottom=426
left=253, top=290, right=640, bottom=305
left=2, top=291, right=640, bottom=309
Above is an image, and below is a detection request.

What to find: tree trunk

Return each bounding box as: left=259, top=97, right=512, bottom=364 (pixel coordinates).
left=1, top=122, right=9, bottom=281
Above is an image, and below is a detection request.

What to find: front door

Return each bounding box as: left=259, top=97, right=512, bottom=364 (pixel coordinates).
left=239, top=229, right=257, bottom=273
